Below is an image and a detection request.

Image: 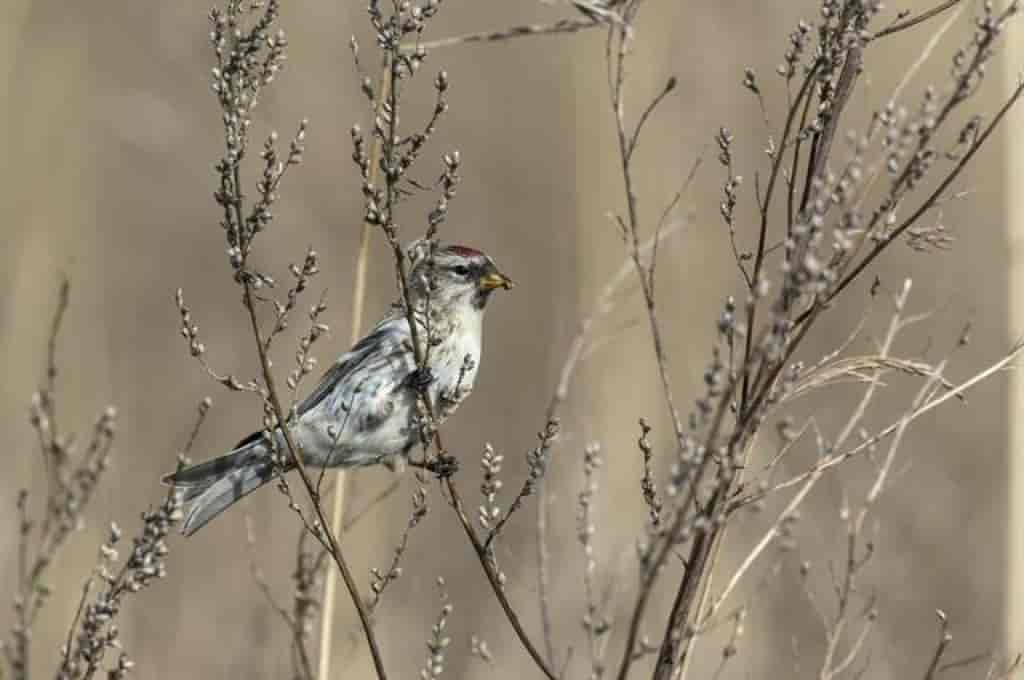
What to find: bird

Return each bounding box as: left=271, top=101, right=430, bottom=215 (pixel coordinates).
left=163, top=241, right=513, bottom=536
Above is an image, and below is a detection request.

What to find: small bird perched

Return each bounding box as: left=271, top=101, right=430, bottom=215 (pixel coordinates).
left=164, top=241, right=513, bottom=535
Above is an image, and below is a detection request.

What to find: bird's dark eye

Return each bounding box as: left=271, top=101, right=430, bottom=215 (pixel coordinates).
left=452, top=265, right=470, bottom=276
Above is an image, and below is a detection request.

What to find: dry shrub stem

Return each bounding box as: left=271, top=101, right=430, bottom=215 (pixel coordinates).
left=200, top=3, right=387, bottom=677
left=414, top=16, right=603, bottom=52
left=317, top=47, right=392, bottom=680
left=579, top=1, right=1024, bottom=679
left=349, top=2, right=560, bottom=677
left=5, top=279, right=210, bottom=679
left=5, top=279, right=117, bottom=680
left=872, top=0, right=963, bottom=40
left=386, top=243, right=559, bottom=678
left=240, top=254, right=387, bottom=680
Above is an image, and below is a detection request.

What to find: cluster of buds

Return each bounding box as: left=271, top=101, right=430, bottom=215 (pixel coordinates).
left=58, top=492, right=182, bottom=680
left=209, top=0, right=297, bottom=272
left=418, top=578, right=453, bottom=679
left=478, top=444, right=504, bottom=531
left=777, top=20, right=811, bottom=80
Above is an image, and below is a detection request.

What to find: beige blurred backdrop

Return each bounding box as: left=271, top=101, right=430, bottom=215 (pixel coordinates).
left=1, top=1, right=1018, bottom=678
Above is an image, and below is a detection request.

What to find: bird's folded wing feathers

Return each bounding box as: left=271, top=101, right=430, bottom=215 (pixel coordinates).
left=296, top=315, right=410, bottom=416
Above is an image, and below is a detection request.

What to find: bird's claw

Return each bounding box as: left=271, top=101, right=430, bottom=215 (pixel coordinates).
left=406, top=366, right=436, bottom=392
left=425, top=454, right=459, bottom=479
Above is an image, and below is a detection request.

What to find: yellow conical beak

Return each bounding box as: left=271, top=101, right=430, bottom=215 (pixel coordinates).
left=479, top=270, right=514, bottom=291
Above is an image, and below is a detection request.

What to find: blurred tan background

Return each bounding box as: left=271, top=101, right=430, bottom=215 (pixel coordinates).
left=1, top=1, right=1018, bottom=678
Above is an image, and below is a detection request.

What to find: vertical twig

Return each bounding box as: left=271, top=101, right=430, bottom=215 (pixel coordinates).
left=317, top=50, right=391, bottom=680
left=536, top=476, right=557, bottom=667
left=240, top=281, right=388, bottom=680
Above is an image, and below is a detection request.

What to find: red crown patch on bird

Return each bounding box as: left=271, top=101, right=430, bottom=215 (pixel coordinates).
left=447, top=245, right=484, bottom=258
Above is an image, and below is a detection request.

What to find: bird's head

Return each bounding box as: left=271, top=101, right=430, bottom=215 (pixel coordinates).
left=407, top=242, right=513, bottom=311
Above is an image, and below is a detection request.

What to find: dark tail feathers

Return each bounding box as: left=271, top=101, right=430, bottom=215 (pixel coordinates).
left=163, top=440, right=279, bottom=536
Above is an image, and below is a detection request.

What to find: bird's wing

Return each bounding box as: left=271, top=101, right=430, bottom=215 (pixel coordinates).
left=296, top=313, right=409, bottom=417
